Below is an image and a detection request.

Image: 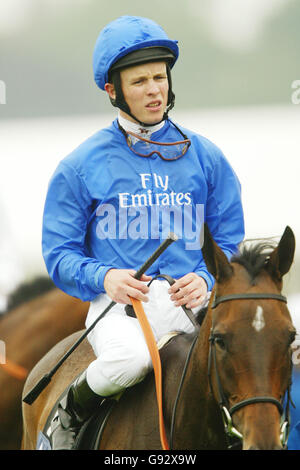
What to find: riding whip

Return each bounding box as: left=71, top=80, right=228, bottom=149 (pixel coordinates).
left=23, top=233, right=178, bottom=405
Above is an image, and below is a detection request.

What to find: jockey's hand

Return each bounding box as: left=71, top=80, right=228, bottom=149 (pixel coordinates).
left=104, top=268, right=152, bottom=305
left=168, top=273, right=208, bottom=309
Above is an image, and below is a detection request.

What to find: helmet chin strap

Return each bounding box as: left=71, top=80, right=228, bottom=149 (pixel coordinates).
left=118, top=107, right=172, bottom=128
left=109, top=64, right=175, bottom=128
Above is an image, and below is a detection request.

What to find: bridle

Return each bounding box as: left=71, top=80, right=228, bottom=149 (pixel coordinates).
left=208, top=291, right=293, bottom=450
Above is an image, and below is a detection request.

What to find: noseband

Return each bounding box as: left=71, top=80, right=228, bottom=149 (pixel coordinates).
left=208, top=291, right=292, bottom=449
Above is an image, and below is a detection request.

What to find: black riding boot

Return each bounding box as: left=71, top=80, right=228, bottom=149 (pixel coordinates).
left=50, top=371, right=104, bottom=450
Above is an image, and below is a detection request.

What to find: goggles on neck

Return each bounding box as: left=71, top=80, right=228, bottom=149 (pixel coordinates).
left=118, top=120, right=191, bottom=161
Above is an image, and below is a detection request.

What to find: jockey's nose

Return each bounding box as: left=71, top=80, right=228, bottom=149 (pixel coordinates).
left=147, top=79, right=160, bottom=95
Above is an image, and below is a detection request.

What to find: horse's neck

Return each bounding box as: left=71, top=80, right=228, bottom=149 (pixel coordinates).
left=170, top=310, right=225, bottom=449
left=186, top=310, right=212, bottom=397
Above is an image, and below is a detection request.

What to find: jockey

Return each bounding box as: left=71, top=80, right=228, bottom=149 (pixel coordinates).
left=42, top=16, right=245, bottom=449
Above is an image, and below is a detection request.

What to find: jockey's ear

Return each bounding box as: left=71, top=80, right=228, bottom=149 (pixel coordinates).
left=201, top=223, right=233, bottom=283
left=104, top=82, right=116, bottom=100
left=266, top=226, right=295, bottom=281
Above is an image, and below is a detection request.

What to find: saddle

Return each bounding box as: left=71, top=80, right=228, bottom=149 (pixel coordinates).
left=36, top=331, right=180, bottom=450
left=36, top=275, right=208, bottom=450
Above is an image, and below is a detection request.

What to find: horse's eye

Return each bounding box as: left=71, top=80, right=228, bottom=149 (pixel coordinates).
left=215, top=335, right=226, bottom=350
left=289, top=330, right=296, bottom=345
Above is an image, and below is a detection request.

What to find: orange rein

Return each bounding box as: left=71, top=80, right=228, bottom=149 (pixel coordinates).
left=0, top=358, right=28, bottom=381
left=129, top=296, right=169, bottom=451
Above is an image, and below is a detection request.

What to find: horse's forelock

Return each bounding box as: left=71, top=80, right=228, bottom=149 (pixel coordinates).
left=231, top=241, right=277, bottom=282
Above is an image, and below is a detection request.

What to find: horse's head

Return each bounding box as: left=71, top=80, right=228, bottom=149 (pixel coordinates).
left=202, top=224, right=296, bottom=450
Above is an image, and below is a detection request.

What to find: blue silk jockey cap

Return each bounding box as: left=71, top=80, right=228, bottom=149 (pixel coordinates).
left=93, top=15, right=179, bottom=90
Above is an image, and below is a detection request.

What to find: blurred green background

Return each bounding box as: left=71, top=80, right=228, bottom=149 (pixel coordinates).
left=0, top=0, right=299, bottom=118
left=0, top=0, right=299, bottom=306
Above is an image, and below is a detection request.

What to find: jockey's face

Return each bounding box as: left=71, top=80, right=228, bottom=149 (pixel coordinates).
left=106, top=61, right=169, bottom=125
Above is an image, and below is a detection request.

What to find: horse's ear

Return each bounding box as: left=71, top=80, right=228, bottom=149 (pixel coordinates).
left=266, top=226, right=295, bottom=280
left=202, top=223, right=233, bottom=283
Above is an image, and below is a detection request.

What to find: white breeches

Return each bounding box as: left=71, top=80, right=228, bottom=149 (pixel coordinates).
left=85, top=280, right=208, bottom=396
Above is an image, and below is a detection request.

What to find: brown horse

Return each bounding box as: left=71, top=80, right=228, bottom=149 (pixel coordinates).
left=22, top=225, right=296, bottom=450
left=0, top=284, right=89, bottom=450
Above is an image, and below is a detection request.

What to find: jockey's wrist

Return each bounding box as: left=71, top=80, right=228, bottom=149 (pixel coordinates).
left=195, top=270, right=214, bottom=292
left=95, top=265, right=115, bottom=293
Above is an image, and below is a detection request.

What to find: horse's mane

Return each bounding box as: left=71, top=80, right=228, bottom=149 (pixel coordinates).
left=3, top=276, right=56, bottom=313
left=231, top=240, right=276, bottom=281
